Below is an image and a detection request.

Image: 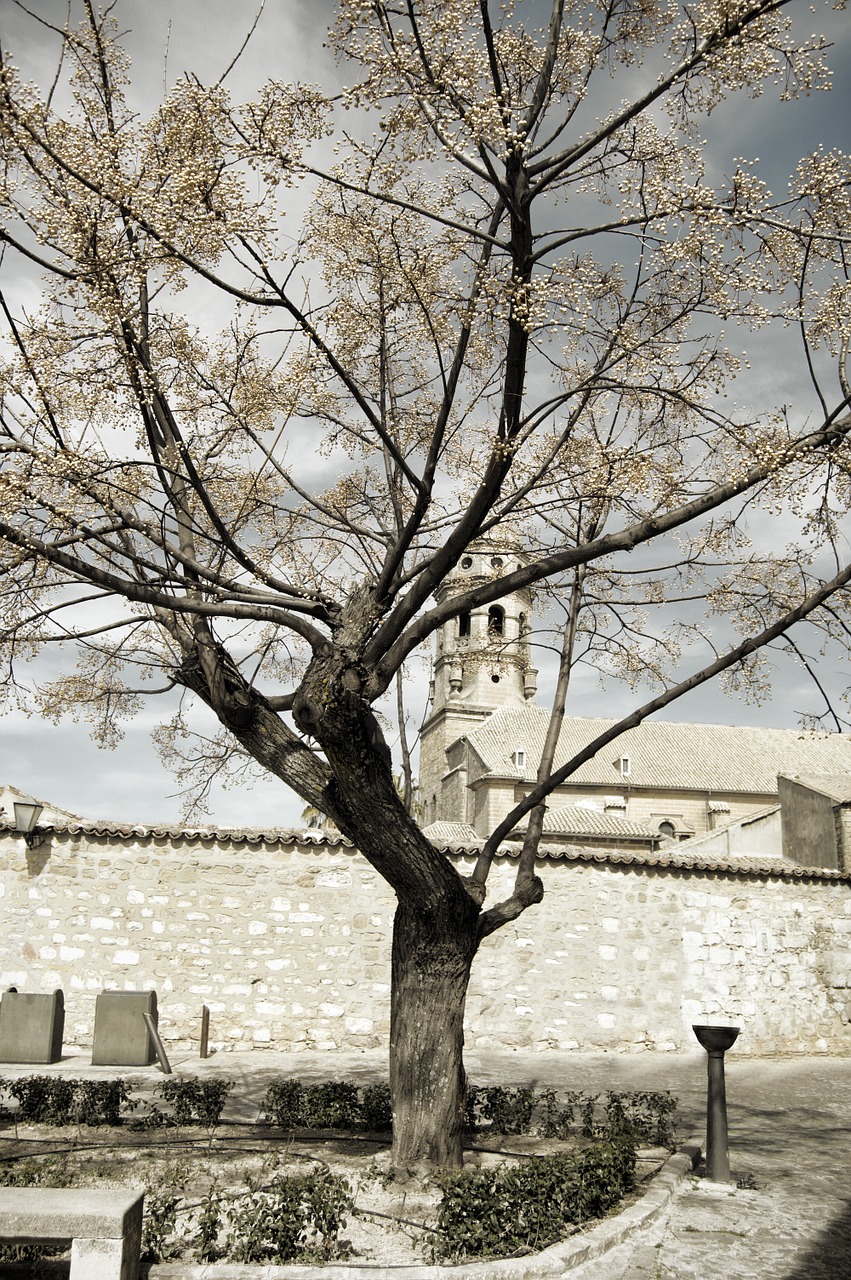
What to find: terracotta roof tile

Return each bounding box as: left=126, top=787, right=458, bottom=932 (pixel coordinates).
left=781, top=774, right=851, bottom=804
left=0, top=816, right=353, bottom=848
left=421, top=820, right=480, bottom=844
left=3, top=814, right=847, bottom=882
left=512, top=805, right=657, bottom=840
left=462, top=707, right=851, bottom=794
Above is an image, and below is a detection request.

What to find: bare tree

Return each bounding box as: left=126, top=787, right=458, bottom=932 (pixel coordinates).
left=1, top=0, right=849, bottom=1172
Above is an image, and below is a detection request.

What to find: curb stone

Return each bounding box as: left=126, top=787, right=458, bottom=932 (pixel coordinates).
left=147, top=1138, right=702, bottom=1280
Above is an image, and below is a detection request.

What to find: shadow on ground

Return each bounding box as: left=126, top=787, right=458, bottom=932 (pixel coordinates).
left=781, top=1198, right=851, bottom=1280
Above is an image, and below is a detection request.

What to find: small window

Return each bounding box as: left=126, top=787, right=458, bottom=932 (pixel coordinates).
left=491, top=556, right=503, bottom=569
left=458, top=611, right=471, bottom=639
left=619, top=755, right=631, bottom=777
left=461, top=556, right=473, bottom=569
left=488, top=605, right=505, bottom=636
left=514, top=749, right=527, bottom=770
left=658, top=820, right=676, bottom=839
left=491, top=673, right=500, bottom=683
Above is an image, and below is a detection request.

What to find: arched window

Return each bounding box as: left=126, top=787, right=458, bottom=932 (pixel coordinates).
left=488, top=605, right=505, bottom=636
left=458, top=611, right=471, bottom=639
left=658, top=820, right=676, bottom=839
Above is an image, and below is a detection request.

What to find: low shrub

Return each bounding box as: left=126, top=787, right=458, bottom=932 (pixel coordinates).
left=604, top=1091, right=677, bottom=1148
left=74, top=1078, right=136, bottom=1126
left=434, top=1138, right=637, bottom=1261
left=261, top=1078, right=676, bottom=1147
left=194, top=1182, right=224, bottom=1263
left=261, top=1078, right=305, bottom=1128
left=465, top=1085, right=536, bottom=1134
left=4, top=1076, right=136, bottom=1127
left=224, top=1168, right=353, bottom=1264
left=301, top=1081, right=361, bottom=1129
left=537, top=1088, right=594, bottom=1138
left=470, top=1085, right=676, bottom=1147
left=141, top=1163, right=187, bottom=1262
left=360, top=1081, right=393, bottom=1132
left=154, top=1076, right=234, bottom=1130
left=261, top=1078, right=391, bottom=1132
left=7, top=1076, right=75, bottom=1125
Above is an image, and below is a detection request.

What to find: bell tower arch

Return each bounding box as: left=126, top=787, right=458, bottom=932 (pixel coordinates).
left=418, top=541, right=538, bottom=827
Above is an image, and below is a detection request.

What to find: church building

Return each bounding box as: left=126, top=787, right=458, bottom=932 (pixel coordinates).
left=418, top=543, right=851, bottom=851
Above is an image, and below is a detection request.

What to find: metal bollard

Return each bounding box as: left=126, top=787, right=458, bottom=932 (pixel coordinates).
left=693, top=1024, right=740, bottom=1182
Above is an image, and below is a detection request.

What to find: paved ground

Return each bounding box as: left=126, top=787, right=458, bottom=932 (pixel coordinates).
left=2, top=1046, right=850, bottom=1278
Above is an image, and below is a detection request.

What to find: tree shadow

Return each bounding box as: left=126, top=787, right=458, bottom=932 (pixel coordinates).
left=781, top=1197, right=851, bottom=1280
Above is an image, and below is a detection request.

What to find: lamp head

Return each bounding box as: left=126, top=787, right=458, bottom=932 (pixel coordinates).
left=13, top=801, right=44, bottom=848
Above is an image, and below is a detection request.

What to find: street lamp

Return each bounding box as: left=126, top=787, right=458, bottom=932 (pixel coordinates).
left=13, top=801, right=44, bottom=848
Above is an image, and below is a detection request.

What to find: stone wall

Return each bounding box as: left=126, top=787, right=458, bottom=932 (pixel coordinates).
left=1, top=824, right=850, bottom=1056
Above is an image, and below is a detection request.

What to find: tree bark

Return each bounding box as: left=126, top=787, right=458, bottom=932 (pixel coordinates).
left=183, top=633, right=485, bottom=1171
left=389, top=899, right=479, bottom=1175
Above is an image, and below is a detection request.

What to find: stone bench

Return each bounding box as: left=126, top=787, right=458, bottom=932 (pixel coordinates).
left=0, top=1187, right=144, bottom=1280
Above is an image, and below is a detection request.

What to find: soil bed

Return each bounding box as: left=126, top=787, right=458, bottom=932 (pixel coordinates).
left=0, top=1120, right=668, bottom=1269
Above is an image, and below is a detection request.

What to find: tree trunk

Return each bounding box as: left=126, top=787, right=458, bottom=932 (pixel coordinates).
left=389, top=900, right=478, bottom=1175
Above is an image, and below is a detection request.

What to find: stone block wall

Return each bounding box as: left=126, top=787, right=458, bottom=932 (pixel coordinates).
left=465, top=856, right=851, bottom=1054
left=1, top=826, right=850, bottom=1055
left=0, top=830, right=395, bottom=1053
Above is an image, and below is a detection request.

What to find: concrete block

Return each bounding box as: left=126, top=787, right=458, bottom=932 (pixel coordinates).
left=0, top=1187, right=143, bottom=1280
left=0, top=988, right=64, bottom=1063
left=91, top=989, right=157, bottom=1065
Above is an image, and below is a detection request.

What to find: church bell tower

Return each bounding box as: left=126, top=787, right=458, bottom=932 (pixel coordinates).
left=418, top=541, right=538, bottom=828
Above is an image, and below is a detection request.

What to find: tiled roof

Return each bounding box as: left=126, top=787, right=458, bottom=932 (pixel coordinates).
left=422, top=838, right=851, bottom=882
left=0, top=783, right=81, bottom=824
left=462, top=707, right=851, bottom=795
left=0, top=816, right=353, bottom=849
left=2, top=813, right=847, bottom=881
left=422, top=821, right=480, bottom=844
left=782, top=774, right=851, bottom=804
left=512, top=805, right=657, bottom=841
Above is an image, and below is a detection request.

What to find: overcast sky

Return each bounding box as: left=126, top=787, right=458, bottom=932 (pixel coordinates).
left=1, top=1, right=850, bottom=828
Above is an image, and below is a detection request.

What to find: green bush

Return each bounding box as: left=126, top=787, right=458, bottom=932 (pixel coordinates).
left=194, top=1078, right=234, bottom=1130
left=261, top=1078, right=305, bottom=1128
left=261, top=1078, right=389, bottom=1131
left=360, top=1081, right=393, bottom=1132
left=224, top=1168, right=353, bottom=1264
left=4, top=1076, right=136, bottom=1127
left=301, top=1081, right=361, bottom=1129
left=74, top=1078, right=136, bottom=1126
left=434, top=1139, right=637, bottom=1261
left=194, top=1183, right=224, bottom=1263
left=8, top=1076, right=75, bottom=1125
left=154, top=1076, right=234, bottom=1130
left=465, top=1085, right=536, bottom=1134
left=604, top=1091, right=677, bottom=1147
left=141, top=1163, right=187, bottom=1263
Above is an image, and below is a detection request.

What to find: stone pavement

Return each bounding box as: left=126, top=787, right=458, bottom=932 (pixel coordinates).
left=2, top=1046, right=850, bottom=1278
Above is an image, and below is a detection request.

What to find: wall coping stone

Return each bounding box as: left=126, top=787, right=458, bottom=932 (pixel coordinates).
left=3, top=820, right=849, bottom=883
